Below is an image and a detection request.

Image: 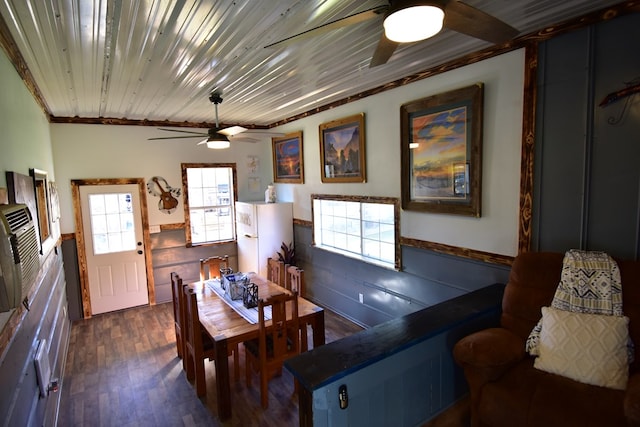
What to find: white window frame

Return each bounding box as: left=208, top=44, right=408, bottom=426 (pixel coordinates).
left=312, top=194, right=400, bottom=270
left=182, top=163, right=237, bottom=247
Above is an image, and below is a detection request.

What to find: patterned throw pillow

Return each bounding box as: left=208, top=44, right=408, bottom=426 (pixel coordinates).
left=534, top=306, right=629, bottom=390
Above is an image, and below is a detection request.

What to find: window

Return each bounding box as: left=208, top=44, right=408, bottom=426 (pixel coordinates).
left=182, top=163, right=237, bottom=246
left=312, top=194, right=400, bottom=269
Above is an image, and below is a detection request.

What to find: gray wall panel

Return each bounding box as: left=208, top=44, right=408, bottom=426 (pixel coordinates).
left=533, top=13, right=640, bottom=259
left=295, top=225, right=510, bottom=328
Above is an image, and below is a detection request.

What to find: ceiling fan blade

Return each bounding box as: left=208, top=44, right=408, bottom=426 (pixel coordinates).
left=155, top=128, right=208, bottom=136
left=265, top=5, right=388, bottom=49
left=228, top=131, right=286, bottom=143
left=444, top=1, right=519, bottom=44
left=218, top=126, right=248, bottom=136
left=369, top=32, right=399, bottom=67
left=148, top=135, right=205, bottom=140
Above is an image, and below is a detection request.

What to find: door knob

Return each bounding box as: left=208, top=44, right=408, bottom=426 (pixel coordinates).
left=137, top=250, right=143, bottom=254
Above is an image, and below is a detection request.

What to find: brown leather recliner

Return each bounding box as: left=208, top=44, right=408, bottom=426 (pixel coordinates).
left=453, top=251, right=640, bottom=427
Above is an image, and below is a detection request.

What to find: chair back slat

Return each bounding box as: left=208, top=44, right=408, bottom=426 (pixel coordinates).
left=200, top=255, right=230, bottom=281
left=266, top=257, right=286, bottom=286
left=170, top=272, right=185, bottom=359
left=285, top=265, right=305, bottom=296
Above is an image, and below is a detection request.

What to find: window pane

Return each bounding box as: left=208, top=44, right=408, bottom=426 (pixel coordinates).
left=380, top=242, right=395, bottom=263
left=347, top=234, right=361, bottom=253
left=363, top=238, right=380, bottom=259
left=344, top=218, right=358, bottom=236
left=345, top=201, right=360, bottom=219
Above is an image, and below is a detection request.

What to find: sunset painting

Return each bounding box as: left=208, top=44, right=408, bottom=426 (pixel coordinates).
left=273, top=132, right=303, bottom=183
left=410, top=106, right=468, bottom=200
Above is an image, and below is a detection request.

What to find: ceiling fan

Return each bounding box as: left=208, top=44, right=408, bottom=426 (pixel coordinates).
left=148, top=92, right=282, bottom=148
left=265, top=0, right=519, bottom=67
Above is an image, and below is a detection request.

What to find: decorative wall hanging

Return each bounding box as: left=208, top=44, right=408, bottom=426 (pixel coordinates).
left=146, top=176, right=180, bottom=214
left=319, top=113, right=366, bottom=183
left=272, top=131, right=304, bottom=183
left=400, top=83, right=483, bottom=217
left=246, top=155, right=259, bottom=174
left=599, top=77, right=640, bottom=125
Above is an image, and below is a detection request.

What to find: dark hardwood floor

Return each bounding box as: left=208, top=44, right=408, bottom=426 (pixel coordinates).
left=58, top=301, right=364, bottom=426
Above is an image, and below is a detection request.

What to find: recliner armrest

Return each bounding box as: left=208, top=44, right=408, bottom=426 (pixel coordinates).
left=625, top=372, right=640, bottom=426
left=453, top=327, right=526, bottom=383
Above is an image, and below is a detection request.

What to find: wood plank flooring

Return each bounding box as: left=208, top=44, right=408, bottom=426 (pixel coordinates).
left=57, top=302, right=363, bottom=426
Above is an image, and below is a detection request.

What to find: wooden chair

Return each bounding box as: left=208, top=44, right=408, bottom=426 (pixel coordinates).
left=183, top=286, right=216, bottom=397
left=285, top=266, right=308, bottom=351
left=170, top=272, right=185, bottom=359
left=244, top=291, right=300, bottom=408
left=200, top=255, right=230, bottom=281
left=199, top=255, right=240, bottom=379
left=266, top=257, right=286, bottom=286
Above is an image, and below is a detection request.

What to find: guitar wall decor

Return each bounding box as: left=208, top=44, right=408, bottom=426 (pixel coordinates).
left=146, top=176, right=181, bottom=214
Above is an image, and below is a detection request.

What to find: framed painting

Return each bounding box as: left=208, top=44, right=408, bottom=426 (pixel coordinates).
left=400, top=83, right=483, bottom=216
left=272, top=131, right=304, bottom=183
left=319, top=113, right=366, bottom=183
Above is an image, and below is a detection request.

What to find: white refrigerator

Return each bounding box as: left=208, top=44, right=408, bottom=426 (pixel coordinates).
left=235, top=201, right=293, bottom=278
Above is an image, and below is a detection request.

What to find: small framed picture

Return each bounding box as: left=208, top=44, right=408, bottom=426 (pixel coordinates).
left=400, top=83, right=483, bottom=217
left=319, top=113, right=366, bottom=183
left=272, top=131, right=304, bottom=183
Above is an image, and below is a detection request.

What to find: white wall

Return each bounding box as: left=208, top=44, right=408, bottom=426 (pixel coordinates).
left=275, top=49, right=524, bottom=256
left=51, top=124, right=272, bottom=232
left=0, top=48, right=54, bottom=187
left=51, top=49, right=524, bottom=257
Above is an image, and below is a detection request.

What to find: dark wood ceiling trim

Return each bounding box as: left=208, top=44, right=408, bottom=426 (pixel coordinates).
left=47, top=116, right=270, bottom=130
left=0, top=10, right=51, bottom=118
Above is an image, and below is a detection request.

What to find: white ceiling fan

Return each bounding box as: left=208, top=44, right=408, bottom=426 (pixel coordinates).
left=266, top=0, right=519, bottom=68
left=148, top=91, right=283, bottom=148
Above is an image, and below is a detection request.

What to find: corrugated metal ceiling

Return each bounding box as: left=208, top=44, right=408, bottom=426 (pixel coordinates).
left=0, top=0, right=627, bottom=127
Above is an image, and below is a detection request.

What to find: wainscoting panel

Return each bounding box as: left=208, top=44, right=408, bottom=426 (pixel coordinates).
left=295, top=224, right=510, bottom=328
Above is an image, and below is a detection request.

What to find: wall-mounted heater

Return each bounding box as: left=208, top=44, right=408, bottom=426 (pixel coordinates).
left=0, top=203, right=40, bottom=311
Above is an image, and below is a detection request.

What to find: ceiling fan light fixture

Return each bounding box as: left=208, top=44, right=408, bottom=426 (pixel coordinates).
left=202, top=131, right=231, bottom=149
left=383, top=5, right=444, bottom=43
left=205, top=138, right=231, bottom=149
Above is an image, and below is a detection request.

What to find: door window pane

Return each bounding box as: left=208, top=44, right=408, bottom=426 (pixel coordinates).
left=89, top=193, right=136, bottom=255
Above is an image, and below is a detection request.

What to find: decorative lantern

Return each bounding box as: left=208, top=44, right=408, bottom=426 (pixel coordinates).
left=219, top=267, right=233, bottom=289
left=223, top=272, right=248, bottom=300
left=243, top=282, right=258, bottom=308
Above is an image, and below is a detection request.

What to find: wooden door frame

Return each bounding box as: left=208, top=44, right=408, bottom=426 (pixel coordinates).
left=71, top=178, right=155, bottom=318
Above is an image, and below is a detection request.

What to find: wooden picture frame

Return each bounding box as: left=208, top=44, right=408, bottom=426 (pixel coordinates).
left=400, top=83, right=483, bottom=217
left=272, top=131, right=304, bottom=183
left=319, top=113, right=366, bottom=183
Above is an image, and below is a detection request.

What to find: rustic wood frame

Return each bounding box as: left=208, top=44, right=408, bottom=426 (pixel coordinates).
left=319, top=113, right=366, bottom=183
left=401, top=83, right=483, bottom=217
left=272, top=131, right=304, bottom=183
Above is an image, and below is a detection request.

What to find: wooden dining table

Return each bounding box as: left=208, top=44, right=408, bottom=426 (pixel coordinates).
left=188, top=273, right=325, bottom=421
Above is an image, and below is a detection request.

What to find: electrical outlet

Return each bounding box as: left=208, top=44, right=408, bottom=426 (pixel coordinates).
left=358, top=293, right=364, bottom=303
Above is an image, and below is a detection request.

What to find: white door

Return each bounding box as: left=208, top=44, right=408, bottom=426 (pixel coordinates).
left=79, top=184, right=149, bottom=315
